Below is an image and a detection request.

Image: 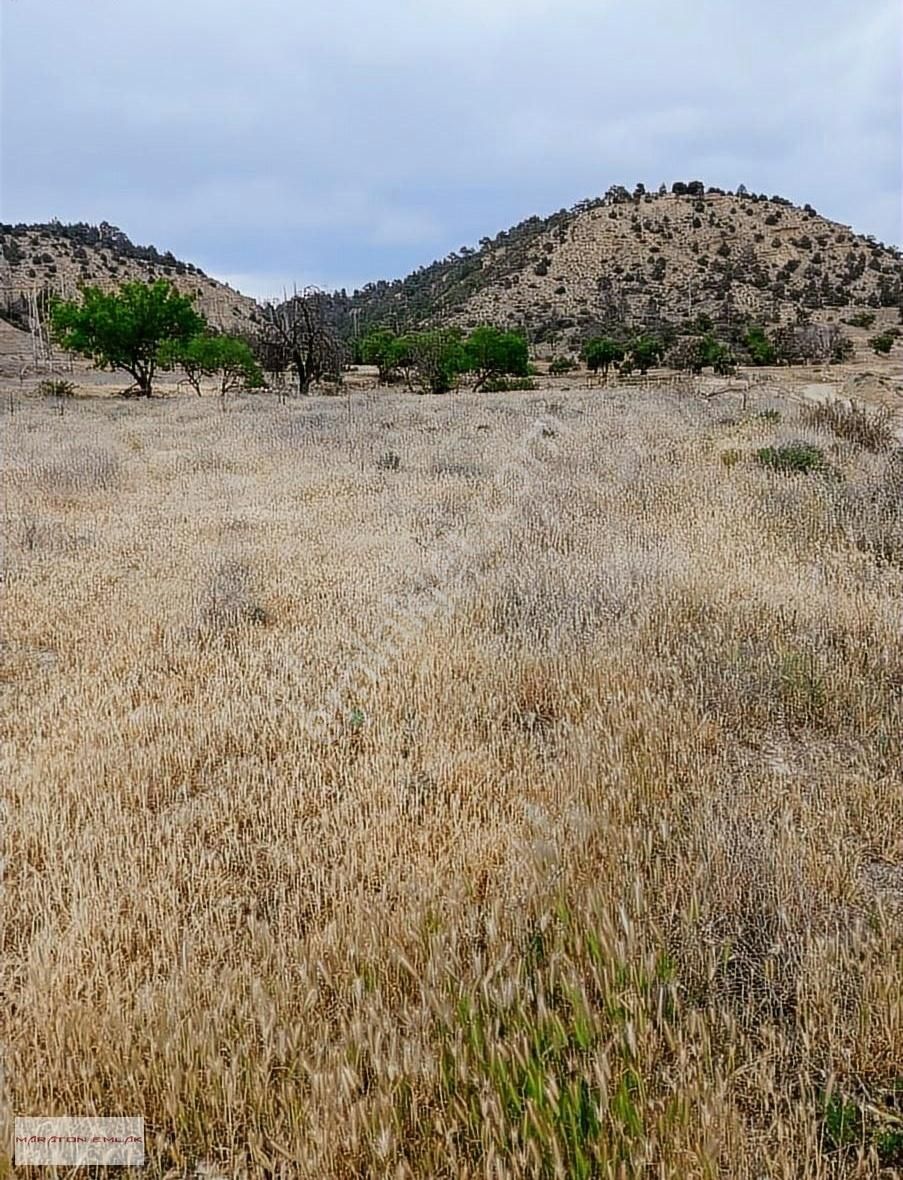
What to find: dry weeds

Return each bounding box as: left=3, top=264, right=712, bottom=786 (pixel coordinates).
left=1, top=384, right=901, bottom=1177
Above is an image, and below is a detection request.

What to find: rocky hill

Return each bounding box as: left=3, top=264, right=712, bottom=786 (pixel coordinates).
left=0, top=220, right=260, bottom=337
left=340, top=184, right=903, bottom=347
left=6, top=190, right=902, bottom=364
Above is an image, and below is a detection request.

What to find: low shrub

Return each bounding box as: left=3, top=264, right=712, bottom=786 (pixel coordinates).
left=549, top=357, right=578, bottom=375
left=482, top=376, right=538, bottom=392
left=869, top=332, right=895, bottom=355
left=755, top=441, right=830, bottom=474
left=38, top=378, right=76, bottom=399
left=820, top=1084, right=903, bottom=1166
left=843, top=311, right=876, bottom=329
left=803, top=399, right=894, bottom=452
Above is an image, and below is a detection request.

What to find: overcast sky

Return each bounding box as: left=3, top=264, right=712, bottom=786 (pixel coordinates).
left=1, top=0, right=900, bottom=300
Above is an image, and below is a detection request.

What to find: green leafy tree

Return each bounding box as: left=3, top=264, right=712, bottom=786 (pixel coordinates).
left=51, top=280, right=205, bottom=396
left=627, top=334, right=663, bottom=375
left=361, top=327, right=406, bottom=383
left=161, top=333, right=264, bottom=398
left=406, top=330, right=468, bottom=394
left=707, top=340, right=737, bottom=376
left=744, top=324, right=777, bottom=366
left=581, top=336, right=624, bottom=380
left=463, top=326, right=529, bottom=390
left=667, top=335, right=708, bottom=374
left=668, top=334, right=736, bottom=375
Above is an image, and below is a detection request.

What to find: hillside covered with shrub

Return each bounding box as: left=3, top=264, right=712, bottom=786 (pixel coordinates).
left=0, top=220, right=260, bottom=335
left=335, top=183, right=903, bottom=348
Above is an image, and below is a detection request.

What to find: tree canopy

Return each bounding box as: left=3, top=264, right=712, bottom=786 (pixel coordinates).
left=744, top=324, right=777, bottom=366
left=361, top=327, right=414, bottom=384
left=360, top=324, right=528, bottom=392
left=668, top=333, right=735, bottom=375
left=626, top=334, right=664, bottom=375
left=462, top=326, right=529, bottom=390
left=51, top=280, right=205, bottom=396
left=406, top=329, right=469, bottom=394
left=160, top=332, right=264, bottom=398
left=581, top=337, right=624, bottom=378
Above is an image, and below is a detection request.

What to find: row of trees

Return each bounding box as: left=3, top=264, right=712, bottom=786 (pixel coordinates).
left=50, top=281, right=262, bottom=398
left=575, top=318, right=871, bottom=381
left=49, top=280, right=346, bottom=397
left=48, top=279, right=534, bottom=399
left=581, top=334, right=679, bottom=377
left=580, top=331, right=736, bottom=380
left=48, top=279, right=891, bottom=400
left=359, top=325, right=529, bottom=393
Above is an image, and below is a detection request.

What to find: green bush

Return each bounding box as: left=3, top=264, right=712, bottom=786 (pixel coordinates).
left=744, top=325, right=777, bottom=366
left=869, top=332, right=895, bottom=355
left=160, top=333, right=264, bottom=397
left=482, top=376, right=537, bottom=392
left=755, top=441, right=830, bottom=474
left=549, top=356, right=578, bottom=375
left=844, top=311, right=876, bottom=329
left=361, top=327, right=413, bottom=384
left=626, top=334, right=663, bottom=375
left=708, top=341, right=737, bottom=376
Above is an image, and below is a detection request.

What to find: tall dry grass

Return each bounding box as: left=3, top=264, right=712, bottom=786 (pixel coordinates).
left=1, top=385, right=901, bottom=1177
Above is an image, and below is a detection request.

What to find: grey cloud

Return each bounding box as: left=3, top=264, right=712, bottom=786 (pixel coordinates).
left=1, top=0, right=899, bottom=299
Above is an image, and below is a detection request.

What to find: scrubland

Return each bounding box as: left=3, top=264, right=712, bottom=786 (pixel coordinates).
left=1, top=380, right=902, bottom=1177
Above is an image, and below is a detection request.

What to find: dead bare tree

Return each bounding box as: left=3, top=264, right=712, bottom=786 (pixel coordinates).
left=256, top=287, right=343, bottom=395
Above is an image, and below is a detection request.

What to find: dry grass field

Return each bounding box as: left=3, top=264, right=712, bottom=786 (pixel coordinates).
left=2, top=377, right=903, bottom=1177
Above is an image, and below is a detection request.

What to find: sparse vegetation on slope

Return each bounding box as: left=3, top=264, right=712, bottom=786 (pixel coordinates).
left=335, top=185, right=903, bottom=350
left=0, top=220, right=259, bottom=334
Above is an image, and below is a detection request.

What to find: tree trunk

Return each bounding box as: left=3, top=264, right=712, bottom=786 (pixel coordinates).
left=127, top=366, right=154, bottom=397
left=292, top=350, right=309, bottom=395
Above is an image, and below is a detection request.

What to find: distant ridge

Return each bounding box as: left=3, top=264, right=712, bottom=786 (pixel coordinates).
left=5, top=188, right=902, bottom=355
left=0, top=220, right=260, bottom=335
left=335, top=184, right=903, bottom=345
